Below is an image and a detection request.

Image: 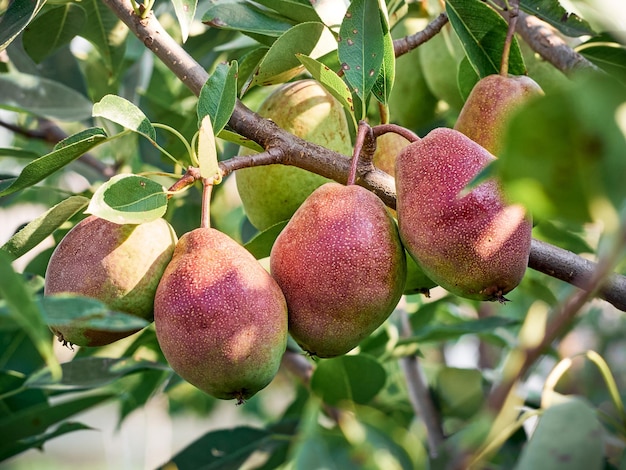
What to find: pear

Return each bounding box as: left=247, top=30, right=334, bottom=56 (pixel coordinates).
left=270, top=182, right=407, bottom=358
left=44, top=216, right=178, bottom=347
left=454, top=74, right=544, bottom=156
left=372, top=132, right=411, bottom=177
left=236, top=79, right=352, bottom=231
left=395, top=128, right=532, bottom=301
left=154, top=227, right=288, bottom=402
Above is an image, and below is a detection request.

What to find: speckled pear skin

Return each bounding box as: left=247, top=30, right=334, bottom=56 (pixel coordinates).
left=44, top=216, right=177, bottom=347
left=154, top=228, right=288, bottom=402
left=236, top=79, right=352, bottom=231
left=395, top=128, right=532, bottom=301
left=455, top=74, right=543, bottom=156
left=270, top=183, right=407, bottom=358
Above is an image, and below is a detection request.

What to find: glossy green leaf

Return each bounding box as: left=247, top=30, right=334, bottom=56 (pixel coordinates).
left=79, top=0, right=127, bottom=74
left=197, top=61, right=238, bottom=134
left=1, top=196, right=89, bottom=261
left=371, top=3, right=394, bottom=106
left=237, top=47, right=269, bottom=93
left=515, top=398, right=604, bottom=470
left=498, top=74, right=626, bottom=223
left=0, top=72, right=94, bottom=121
left=244, top=221, right=287, bottom=259
left=86, top=174, right=168, bottom=224
left=253, top=0, right=321, bottom=23
left=0, top=252, right=60, bottom=380
left=202, top=3, right=294, bottom=37
left=520, top=0, right=594, bottom=38
left=579, top=41, right=626, bottom=86
left=0, top=392, right=113, bottom=452
left=250, top=22, right=336, bottom=88
left=311, top=354, right=386, bottom=406
left=0, top=421, right=93, bottom=462
left=0, top=127, right=106, bottom=197
left=297, top=53, right=357, bottom=121
left=93, top=94, right=156, bottom=142
left=165, top=426, right=278, bottom=470
left=532, top=220, right=594, bottom=255
left=36, top=294, right=151, bottom=331
left=446, top=0, right=526, bottom=77
left=25, top=357, right=169, bottom=391
left=338, top=0, right=385, bottom=101
left=0, top=148, right=40, bottom=159
left=22, top=4, right=87, bottom=63
left=172, top=0, right=197, bottom=42
left=399, top=316, right=518, bottom=345
left=0, top=0, right=46, bottom=52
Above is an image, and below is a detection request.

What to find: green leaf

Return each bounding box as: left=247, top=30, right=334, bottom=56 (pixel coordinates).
left=0, top=252, right=60, bottom=380
left=0, top=128, right=106, bottom=197
left=520, top=0, right=595, bottom=38
left=498, top=74, right=626, bottom=223
left=532, top=220, right=594, bottom=255
left=198, top=115, right=220, bottom=180
left=22, top=4, right=87, bottom=63
left=0, top=148, right=40, bottom=159
left=297, top=54, right=357, bottom=121
left=93, top=94, right=156, bottom=142
left=0, top=72, right=94, bottom=121
left=0, top=0, right=46, bottom=52
left=86, top=174, right=168, bottom=224
left=197, top=61, right=238, bottom=135
left=165, top=426, right=279, bottom=470
left=250, top=22, right=336, bottom=88
left=37, top=294, right=151, bottom=331
left=579, top=41, right=626, bottom=86
left=244, top=221, right=288, bottom=259
left=400, top=316, right=519, bottom=345
left=310, top=354, right=386, bottom=406
left=338, top=0, right=385, bottom=102
left=253, top=0, right=321, bottom=23
left=371, top=3, right=394, bottom=106
left=79, top=0, right=127, bottom=74
left=24, top=357, right=169, bottom=391
left=0, top=421, right=93, bottom=462
left=237, top=47, right=270, bottom=93
left=515, top=397, right=604, bottom=470
left=446, top=0, right=526, bottom=78
left=1, top=196, right=90, bottom=261
left=202, top=3, right=294, bottom=37
left=0, top=392, right=113, bottom=453
left=172, top=0, right=198, bottom=42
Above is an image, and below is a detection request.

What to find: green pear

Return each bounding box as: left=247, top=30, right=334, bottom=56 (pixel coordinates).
left=154, top=227, right=288, bottom=402
left=235, top=79, right=352, bottom=231
left=418, top=25, right=466, bottom=113
left=395, top=128, right=532, bottom=301
left=372, top=132, right=411, bottom=177
left=388, top=17, right=439, bottom=131
left=270, top=182, right=407, bottom=358
left=44, top=216, right=178, bottom=347
left=454, top=74, right=544, bottom=156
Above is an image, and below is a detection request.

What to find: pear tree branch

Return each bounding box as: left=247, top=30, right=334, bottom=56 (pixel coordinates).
left=101, top=0, right=626, bottom=314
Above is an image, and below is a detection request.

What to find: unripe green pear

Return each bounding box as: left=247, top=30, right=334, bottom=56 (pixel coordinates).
left=395, top=128, right=532, bottom=301
left=372, top=132, right=411, bottom=177
left=455, top=74, right=544, bottom=156
left=235, top=79, right=352, bottom=231
left=44, top=216, right=178, bottom=347
left=270, top=182, right=406, bottom=358
left=154, top=227, right=288, bottom=402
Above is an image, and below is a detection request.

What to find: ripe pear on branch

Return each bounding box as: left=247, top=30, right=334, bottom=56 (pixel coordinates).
left=44, top=215, right=178, bottom=347
left=236, top=79, right=352, bottom=231
left=270, top=127, right=407, bottom=358
left=395, top=127, right=532, bottom=301
left=154, top=178, right=288, bottom=403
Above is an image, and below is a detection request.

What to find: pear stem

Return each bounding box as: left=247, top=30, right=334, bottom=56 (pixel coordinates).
left=500, top=0, right=519, bottom=76
left=200, top=178, right=213, bottom=229
left=372, top=123, right=420, bottom=143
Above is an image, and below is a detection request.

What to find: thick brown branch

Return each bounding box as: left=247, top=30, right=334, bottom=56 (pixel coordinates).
left=102, top=0, right=626, bottom=313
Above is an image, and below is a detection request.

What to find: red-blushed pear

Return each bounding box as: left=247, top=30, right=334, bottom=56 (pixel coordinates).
left=153, top=227, right=288, bottom=403
left=44, top=216, right=178, bottom=347
left=395, top=127, right=532, bottom=301
left=270, top=182, right=407, bottom=358
left=454, top=74, right=543, bottom=156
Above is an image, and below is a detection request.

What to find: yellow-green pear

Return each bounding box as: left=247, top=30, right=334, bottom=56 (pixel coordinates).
left=235, top=79, right=352, bottom=231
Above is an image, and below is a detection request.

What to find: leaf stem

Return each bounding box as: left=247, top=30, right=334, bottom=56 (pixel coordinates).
left=153, top=122, right=195, bottom=166
left=500, top=0, right=520, bottom=76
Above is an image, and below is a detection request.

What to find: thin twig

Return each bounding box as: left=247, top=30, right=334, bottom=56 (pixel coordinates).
left=393, top=13, right=449, bottom=57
